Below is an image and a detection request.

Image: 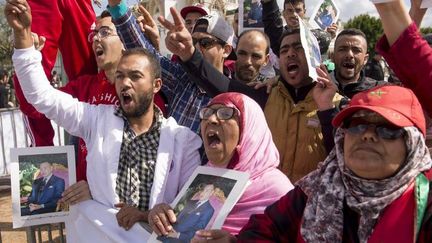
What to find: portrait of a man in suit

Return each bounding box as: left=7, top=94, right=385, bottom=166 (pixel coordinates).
left=158, top=183, right=215, bottom=243
left=21, top=162, right=65, bottom=216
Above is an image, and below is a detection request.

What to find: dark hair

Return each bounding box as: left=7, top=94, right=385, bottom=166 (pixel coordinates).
left=121, top=48, right=161, bottom=79
left=283, top=0, right=305, bottom=9
left=278, top=28, right=300, bottom=52
left=99, top=10, right=112, bottom=19
left=237, top=29, right=270, bottom=54
left=284, top=0, right=306, bottom=9
left=335, top=28, right=367, bottom=46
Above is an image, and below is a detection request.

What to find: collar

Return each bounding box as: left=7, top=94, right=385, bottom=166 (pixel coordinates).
left=114, top=105, right=163, bottom=134
left=279, top=76, right=315, bottom=103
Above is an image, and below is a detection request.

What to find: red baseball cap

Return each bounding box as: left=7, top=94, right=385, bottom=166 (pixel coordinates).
left=332, top=85, right=426, bottom=136
left=180, top=3, right=209, bottom=19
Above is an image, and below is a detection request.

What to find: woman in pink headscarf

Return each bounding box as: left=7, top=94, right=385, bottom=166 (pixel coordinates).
left=148, top=92, right=292, bottom=239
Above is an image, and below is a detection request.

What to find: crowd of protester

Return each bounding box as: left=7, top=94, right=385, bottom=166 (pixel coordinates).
left=4, top=0, right=432, bottom=241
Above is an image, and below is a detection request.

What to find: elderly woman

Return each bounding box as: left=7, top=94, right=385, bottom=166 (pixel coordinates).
left=215, top=85, right=432, bottom=242
left=148, top=92, right=293, bottom=239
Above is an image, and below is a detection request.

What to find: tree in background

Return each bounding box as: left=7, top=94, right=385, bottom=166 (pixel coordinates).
left=344, top=14, right=383, bottom=54
left=345, top=13, right=432, bottom=54
left=0, top=4, right=13, bottom=70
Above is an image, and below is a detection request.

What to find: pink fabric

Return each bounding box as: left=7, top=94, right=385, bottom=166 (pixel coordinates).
left=207, top=92, right=293, bottom=234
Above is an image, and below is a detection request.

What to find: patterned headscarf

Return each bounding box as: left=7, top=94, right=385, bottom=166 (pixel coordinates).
left=206, top=92, right=293, bottom=234
left=298, top=126, right=432, bottom=242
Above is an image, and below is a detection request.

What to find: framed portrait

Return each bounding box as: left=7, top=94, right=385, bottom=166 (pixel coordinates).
left=309, top=0, right=340, bottom=30
left=10, top=145, right=76, bottom=228
left=238, top=0, right=264, bottom=33
left=149, top=166, right=249, bottom=243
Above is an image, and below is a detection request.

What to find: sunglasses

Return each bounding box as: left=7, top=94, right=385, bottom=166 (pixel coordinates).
left=343, top=119, right=405, bottom=140
left=88, top=26, right=117, bottom=43
left=192, top=37, right=225, bottom=49
left=199, top=107, right=237, bottom=120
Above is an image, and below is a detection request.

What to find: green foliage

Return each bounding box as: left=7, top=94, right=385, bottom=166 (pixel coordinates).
left=19, top=162, right=38, bottom=197
left=421, top=27, right=432, bottom=35
left=344, top=14, right=383, bottom=54
left=0, top=4, right=13, bottom=69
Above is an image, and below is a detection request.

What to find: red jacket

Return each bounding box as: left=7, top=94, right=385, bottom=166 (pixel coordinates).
left=376, top=23, right=432, bottom=116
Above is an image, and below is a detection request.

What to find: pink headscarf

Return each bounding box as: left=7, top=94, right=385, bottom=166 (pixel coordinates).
left=206, top=92, right=293, bottom=234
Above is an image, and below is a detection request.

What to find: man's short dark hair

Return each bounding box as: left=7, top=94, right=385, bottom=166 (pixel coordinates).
left=121, top=48, right=162, bottom=80
left=283, top=0, right=305, bottom=9
left=237, top=29, right=270, bottom=54
left=335, top=28, right=368, bottom=47
left=99, top=10, right=112, bottom=19
left=278, top=29, right=301, bottom=55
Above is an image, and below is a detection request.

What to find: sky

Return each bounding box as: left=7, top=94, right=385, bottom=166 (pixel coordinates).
left=305, top=0, right=432, bottom=28
left=93, top=0, right=431, bottom=28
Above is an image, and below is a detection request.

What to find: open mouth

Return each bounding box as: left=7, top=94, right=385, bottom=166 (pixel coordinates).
left=121, top=92, right=132, bottom=105
left=207, top=131, right=221, bottom=148
left=342, top=62, right=355, bottom=69
left=287, top=63, right=299, bottom=74
left=95, top=46, right=104, bottom=57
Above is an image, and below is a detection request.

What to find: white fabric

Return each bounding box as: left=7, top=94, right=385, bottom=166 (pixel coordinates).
left=66, top=200, right=152, bottom=243
left=13, top=47, right=202, bottom=240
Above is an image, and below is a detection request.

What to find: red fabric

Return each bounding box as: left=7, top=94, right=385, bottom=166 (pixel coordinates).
left=14, top=0, right=97, bottom=147
left=13, top=1, right=168, bottom=182
left=376, top=23, right=432, bottom=117
left=368, top=182, right=415, bottom=243
left=332, top=85, right=426, bottom=136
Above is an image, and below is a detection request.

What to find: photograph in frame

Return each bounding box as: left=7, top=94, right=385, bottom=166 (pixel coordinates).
left=308, top=0, right=340, bottom=30
left=238, top=0, right=264, bottom=33
left=10, top=145, right=76, bottom=228
left=149, top=166, right=249, bottom=243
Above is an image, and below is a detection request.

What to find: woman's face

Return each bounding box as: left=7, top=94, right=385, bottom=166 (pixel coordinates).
left=200, top=104, right=240, bottom=167
left=343, top=113, right=407, bottom=179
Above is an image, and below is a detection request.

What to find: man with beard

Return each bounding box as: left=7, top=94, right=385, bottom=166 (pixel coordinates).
left=162, top=10, right=342, bottom=182
left=234, top=30, right=271, bottom=84
left=15, top=11, right=167, bottom=184
left=6, top=0, right=201, bottom=239
left=313, top=29, right=386, bottom=152
left=106, top=1, right=234, bottom=133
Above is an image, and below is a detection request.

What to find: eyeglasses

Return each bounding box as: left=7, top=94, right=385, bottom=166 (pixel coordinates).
left=88, top=26, right=117, bottom=43
left=192, top=37, right=225, bottom=49
left=199, top=107, right=237, bottom=120
left=343, top=120, right=405, bottom=140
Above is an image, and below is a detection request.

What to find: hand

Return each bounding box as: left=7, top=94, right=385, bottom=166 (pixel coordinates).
left=4, top=0, right=31, bottom=31
left=312, top=64, right=338, bottom=111
left=158, top=7, right=195, bottom=61
left=148, top=203, right=177, bottom=236
left=326, top=23, right=338, bottom=39
left=31, top=32, right=46, bottom=51
left=137, top=5, right=160, bottom=51
left=29, top=203, right=42, bottom=212
left=60, top=180, right=92, bottom=205
left=192, top=230, right=237, bottom=243
left=115, top=203, right=147, bottom=230
left=246, top=76, right=279, bottom=94
left=166, top=229, right=180, bottom=238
